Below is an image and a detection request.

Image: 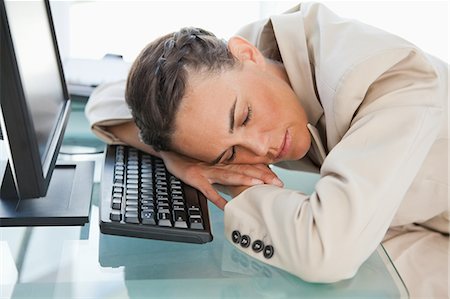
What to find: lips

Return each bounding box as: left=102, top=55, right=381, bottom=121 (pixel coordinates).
left=275, top=130, right=290, bottom=160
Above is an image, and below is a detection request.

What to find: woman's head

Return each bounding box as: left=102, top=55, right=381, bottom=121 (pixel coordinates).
left=126, top=27, right=237, bottom=152
left=126, top=27, right=311, bottom=165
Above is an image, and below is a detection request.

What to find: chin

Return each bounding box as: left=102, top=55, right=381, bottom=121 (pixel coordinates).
left=290, top=150, right=308, bottom=161
left=292, top=139, right=311, bottom=161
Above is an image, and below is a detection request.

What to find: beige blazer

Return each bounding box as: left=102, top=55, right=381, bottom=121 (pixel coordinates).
left=223, top=2, right=448, bottom=282
left=85, top=2, right=448, bottom=283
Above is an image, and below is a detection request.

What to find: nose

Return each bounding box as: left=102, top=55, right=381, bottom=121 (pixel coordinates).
left=241, top=130, right=270, bottom=157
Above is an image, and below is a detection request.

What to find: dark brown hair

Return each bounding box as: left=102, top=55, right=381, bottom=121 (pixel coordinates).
left=125, top=27, right=237, bottom=151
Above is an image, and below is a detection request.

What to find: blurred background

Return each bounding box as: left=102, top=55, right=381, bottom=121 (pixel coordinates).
left=49, top=0, right=448, bottom=96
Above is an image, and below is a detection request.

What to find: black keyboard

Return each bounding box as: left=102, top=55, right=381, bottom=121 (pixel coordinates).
left=99, top=145, right=213, bottom=243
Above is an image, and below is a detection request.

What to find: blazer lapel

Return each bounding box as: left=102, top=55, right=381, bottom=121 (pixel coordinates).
left=270, top=9, right=324, bottom=127
left=307, top=123, right=327, bottom=166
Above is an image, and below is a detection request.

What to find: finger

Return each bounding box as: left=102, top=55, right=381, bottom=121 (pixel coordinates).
left=254, top=164, right=284, bottom=187
left=233, top=164, right=284, bottom=187
left=207, top=169, right=265, bottom=187
left=196, top=180, right=228, bottom=210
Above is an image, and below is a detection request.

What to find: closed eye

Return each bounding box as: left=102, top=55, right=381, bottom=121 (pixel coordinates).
left=225, top=105, right=252, bottom=163
left=224, top=104, right=251, bottom=164
left=242, top=105, right=252, bottom=126
left=226, top=146, right=236, bottom=163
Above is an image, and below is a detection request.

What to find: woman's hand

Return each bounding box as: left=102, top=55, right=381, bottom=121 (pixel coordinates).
left=107, top=121, right=282, bottom=209
left=160, top=151, right=283, bottom=210
left=107, top=122, right=274, bottom=208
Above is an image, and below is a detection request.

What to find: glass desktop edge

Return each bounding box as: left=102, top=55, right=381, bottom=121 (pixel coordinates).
left=0, top=140, right=7, bottom=183
left=377, top=244, right=409, bottom=298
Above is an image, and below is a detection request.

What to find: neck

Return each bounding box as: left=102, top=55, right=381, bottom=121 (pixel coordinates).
left=266, top=59, right=290, bottom=85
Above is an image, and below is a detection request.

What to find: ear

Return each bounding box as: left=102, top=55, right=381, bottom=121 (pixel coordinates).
left=228, top=36, right=266, bottom=67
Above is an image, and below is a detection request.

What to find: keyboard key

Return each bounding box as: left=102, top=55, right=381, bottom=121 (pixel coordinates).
left=112, top=198, right=121, bottom=210
left=158, top=208, right=170, bottom=214
left=172, top=190, right=183, bottom=196
left=188, top=208, right=201, bottom=218
left=126, top=189, right=138, bottom=195
left=157, top=202, right=170, bottom=210
left=141, top=211, right=156, bottom=225
left=126, top=194, right=138, bottom=200
left=189, top=218, right=204, bottom=230
left=157, top=212, right=172, bottom=227
left=125, top=206, right=138, bottom=212
left=174, top=210, right=188, bottom=228
left=113, top=187, right=123, bottom=193
left=173, top=204, right=185, bottom=210
left=141, top=204, right=154, bottom=211
left=141, top=194, right=153, bottom=200
left=157, top=195, right=169, bottom=201
left=141, top=191, right=153, bottom=198
left=110, top=211, right=122, bottom=222
left=112, top=192, right=122, bottom=198
left=125, top=212, right=139, bottom=224
left=126, top=199, right=138, bottom=206
left=172, top=196, right=184, bottom=203
left=173, top=199, right=184, bottom=205
left=141, top=183, right=153, bottom=188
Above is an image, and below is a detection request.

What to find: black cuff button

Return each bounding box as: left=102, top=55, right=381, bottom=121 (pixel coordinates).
left=252, top=240, right=264, bottom=252
left=240, top=235, right=251, bottom=248
left=231, top=230, right=241, bottom=244
left=263, top=245, right=274, bottom=259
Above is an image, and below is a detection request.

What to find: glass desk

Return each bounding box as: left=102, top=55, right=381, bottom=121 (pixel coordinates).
left=0, top=168, right=408, bottom=299
left=1, top=99, right=408, bottom=298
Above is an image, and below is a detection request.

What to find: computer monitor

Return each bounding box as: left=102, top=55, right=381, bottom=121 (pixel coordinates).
left=0, top=0, right=94, bottom=226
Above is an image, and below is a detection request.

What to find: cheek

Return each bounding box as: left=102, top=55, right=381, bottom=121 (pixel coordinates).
left=257, top=89, right=290, bottom=122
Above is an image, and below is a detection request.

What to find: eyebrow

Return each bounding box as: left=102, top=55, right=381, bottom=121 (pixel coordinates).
left=210, top=98, right=237, bottom=164
left=229, top=98, right=237, bottom=134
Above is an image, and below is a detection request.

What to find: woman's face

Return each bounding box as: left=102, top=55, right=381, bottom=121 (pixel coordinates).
left=171, top=37, right=311, bottom=165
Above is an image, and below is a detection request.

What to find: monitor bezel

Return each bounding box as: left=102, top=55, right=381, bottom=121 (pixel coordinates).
left=0, top=0, right=71, bottom=199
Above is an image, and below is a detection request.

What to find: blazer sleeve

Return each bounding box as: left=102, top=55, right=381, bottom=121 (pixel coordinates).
left=84, top=80, right=132, bottom=144
left=224, top=47, right=443, bottom=283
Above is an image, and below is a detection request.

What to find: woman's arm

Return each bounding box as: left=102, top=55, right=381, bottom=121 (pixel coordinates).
left=108, top=121, right=161, bottom=156
left=108, top=121, right=283, bottom=209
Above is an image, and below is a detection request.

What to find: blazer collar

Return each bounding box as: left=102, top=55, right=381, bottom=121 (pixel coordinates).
left=255, top=8, right=324, bottom=126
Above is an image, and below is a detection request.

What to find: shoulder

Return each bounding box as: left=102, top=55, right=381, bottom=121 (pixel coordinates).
left=302, top=3, right=423, bottom=88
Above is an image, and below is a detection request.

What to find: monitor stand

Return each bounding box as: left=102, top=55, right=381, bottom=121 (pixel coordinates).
left=0, top=161, right=94, bottom=226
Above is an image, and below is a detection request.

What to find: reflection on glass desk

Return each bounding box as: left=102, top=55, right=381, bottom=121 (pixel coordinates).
left=60, top=95, right=105, bottom=155
left=0, top=166, right=408, bottom=299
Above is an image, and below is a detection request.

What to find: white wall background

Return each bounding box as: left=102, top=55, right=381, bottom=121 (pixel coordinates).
left=50, top=1, right=448, bottom=63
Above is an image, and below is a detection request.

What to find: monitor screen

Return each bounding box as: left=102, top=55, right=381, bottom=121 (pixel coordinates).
left=4, top=0, right=66, bottom=175
left=0, top=0, right=69, bottom=198
left=6, top=1, right=65, bottom=167
left=0, top=0, right=93, bottom=226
